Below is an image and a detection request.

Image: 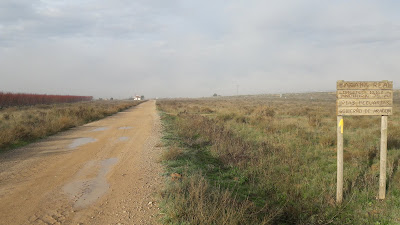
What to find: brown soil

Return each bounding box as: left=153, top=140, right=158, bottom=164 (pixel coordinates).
left=0, top=100, right=163, bottom=225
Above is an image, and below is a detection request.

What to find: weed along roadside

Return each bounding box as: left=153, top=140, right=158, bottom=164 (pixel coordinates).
left=0, top=100, right=145, bottom=151
left=157, top=91, right=400, bottom=224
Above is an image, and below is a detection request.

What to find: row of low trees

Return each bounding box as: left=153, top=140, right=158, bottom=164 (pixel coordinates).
left=0, top=92, right=93, bottom=107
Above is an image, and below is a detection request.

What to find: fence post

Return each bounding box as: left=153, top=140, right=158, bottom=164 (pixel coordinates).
left=337, top=116, right=344, bottom=203
left=379, top=115, right=388, bottom=199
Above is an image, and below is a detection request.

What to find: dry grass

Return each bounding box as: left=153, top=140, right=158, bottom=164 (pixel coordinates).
left=160, top=144, right=184, bottom=161
left=0, top=100, right=144, bottom=150
left=161, top=173, right=269, bottom=225
left=158, top=92, right=400, bottom=224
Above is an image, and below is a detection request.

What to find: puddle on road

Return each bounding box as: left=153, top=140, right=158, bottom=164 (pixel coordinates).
left=118, top=126, right=133, bottom=130
left=91, top=127, right=109, bottom=132
left=118, top=137, right=129, bottom=141
left=68, top=138, right=97, bottom=149
left=63, top=158, right=118, bottom=208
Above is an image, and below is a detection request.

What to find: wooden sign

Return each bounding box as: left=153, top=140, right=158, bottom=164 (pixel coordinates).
left=337, top=81, right=393, bottom=116
left=337, top=99, right=392, bottom=107
left=337, top=90, right=392, bottom=99
left=337, top=81, right=393, bottom=90
left=338, top=107, right=393, bottom=116
left=336, top=80, right=393, bottom=204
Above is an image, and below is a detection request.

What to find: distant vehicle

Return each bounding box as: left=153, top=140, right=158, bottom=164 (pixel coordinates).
left=134, top=95, right=141, bottom=100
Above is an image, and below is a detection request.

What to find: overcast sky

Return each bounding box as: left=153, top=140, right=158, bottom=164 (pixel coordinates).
left=1, top=1, right=400, bottom=99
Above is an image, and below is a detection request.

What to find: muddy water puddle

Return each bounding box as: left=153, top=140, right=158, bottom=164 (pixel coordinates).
left=90, top=127, right=109, bottom=132
left=118, top=126, right=133, bottom=130
left=63, top=158, right=118, bottom=208
left=68, top=138, right=97, bottom=149
left=118, top=137, right=129, bottom=141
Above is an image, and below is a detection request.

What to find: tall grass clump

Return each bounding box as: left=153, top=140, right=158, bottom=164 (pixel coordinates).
left=157, top=93, right=400, bottom=224
left=161, top=173, right=271, bottom=225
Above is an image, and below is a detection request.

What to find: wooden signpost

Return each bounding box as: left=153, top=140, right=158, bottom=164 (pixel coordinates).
left=336, top=80, right=393, bottom=203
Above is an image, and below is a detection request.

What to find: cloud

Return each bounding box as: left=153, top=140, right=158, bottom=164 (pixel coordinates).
left=1, top=1, right=400, bottom=98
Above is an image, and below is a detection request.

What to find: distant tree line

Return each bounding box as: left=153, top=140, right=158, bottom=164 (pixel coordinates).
left=0, top=92, right=93, bottom=107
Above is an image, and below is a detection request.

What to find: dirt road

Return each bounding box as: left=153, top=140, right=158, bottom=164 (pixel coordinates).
left=0, top=100, right=163, bottom=225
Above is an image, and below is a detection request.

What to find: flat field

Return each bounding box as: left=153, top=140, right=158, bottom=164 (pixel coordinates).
left=157, top=91, right=400, bottom=224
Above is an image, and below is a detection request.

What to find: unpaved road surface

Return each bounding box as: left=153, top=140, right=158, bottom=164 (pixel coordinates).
left=0, top=100, right=163, bottom=225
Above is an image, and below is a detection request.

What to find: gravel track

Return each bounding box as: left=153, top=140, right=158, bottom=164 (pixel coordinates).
left=0, top=100, right=163, bottom=225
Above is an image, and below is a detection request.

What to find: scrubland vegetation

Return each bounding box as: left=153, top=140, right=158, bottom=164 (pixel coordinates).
left=157, top=91, right=400, bottom=224
left=0, top=100, right=143, bottom=150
